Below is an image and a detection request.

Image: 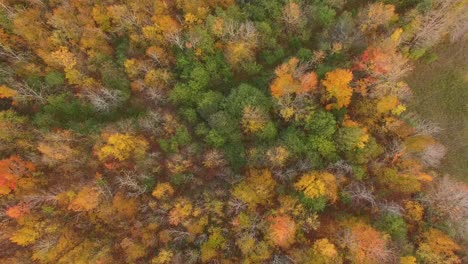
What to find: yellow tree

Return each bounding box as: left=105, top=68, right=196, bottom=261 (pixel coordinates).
left=294, top=171, right=338, bottom=203
left=97, top=133, right=148, bottom=162
left=241, top=105, right=268, bottom=134
left=232, top=169, right=277, bottom=210
left=0, top=85, right=17, bottom=99
left=152, top=182, right=174, bottom=200
left=169, top=198, right=193, bottom=226
left=68, top=186, right=100, bottom=212
left=322, top=69, right=353, bottom=109
left=311, top=238, right=342, bottom=264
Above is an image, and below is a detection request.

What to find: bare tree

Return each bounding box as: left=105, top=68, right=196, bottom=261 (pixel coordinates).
left=23, top=190, right=59, bottom=208
left=421, top=143, right=447, bottom=168
left=344, top=183, right=377, bottom=209
left=223, top=20, right=258, bottom=44
left=402, top=112, right=442, bottom=136
left=117, top=170, right=148, bottom=197
left=228, top=198, right=246, bottom=215
left=328, top=160, right=353, bottom=178
left=166, top=30, right=184, bottom=49
left=422, top=176, right=468, bottom=239
left=408, top=0, right=466, bottom=50
left=13, top=82, right=47, bottom=104
left=83, top=88, right=125, bottom=112
left=377, top=200, right=405, bottom=216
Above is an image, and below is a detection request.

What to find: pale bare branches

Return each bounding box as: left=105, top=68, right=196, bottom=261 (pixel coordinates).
left=377, top=200, right=405, bottom=216
left=166, top=30, right=184, bottom=49
left=423, top=176, right=468, bottom=223
left=421, top=143, right=447, bottom=168
left=223, top=20, right=258, bottom=44
left=23, top=190, right=59, bottom=208
left=408, top=0, right=466, bottom=50
left=83, top=88, right=125, bottom=112
left=423, top=176, right=468, bottom=240
left=12, top=82, right=47, bottom=104
left=117, top=170, right=148, bottom=197
left=402, top=112, right=443, bottom=136
left=344, top=183, right=377, bottom=209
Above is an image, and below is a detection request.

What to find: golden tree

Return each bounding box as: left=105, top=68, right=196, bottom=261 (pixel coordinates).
left=97, top=133, right=148, bottom=162
left=294, top=171, right=337, bottom=202
left=416, top=228, right=461, bottom=264
left=232, top=169, right=277, bottom=210
left=68, top=186, right=100, bottom=212
left=322, top=69, right=353, bottom=109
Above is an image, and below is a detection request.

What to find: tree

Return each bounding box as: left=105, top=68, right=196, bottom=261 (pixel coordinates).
left=282, top=2, right=304, bottom=33
left=6, top=203, right=30, bottom=219
left=200, top=228, right=226, bottom=262
left=0, top=85, right=16, bottom=98
left=0, top=156, right=35, bottom=195
left=407, top=0, right=466, bottom=54
left=416, top=228, right=461, bottom=264
left=68, top=186, right=100, bottom=212
left=339, top=221, right=393, bottom=264
left=37, top=131, right=77, bottom=166
left=10, top=225, right=41, bottom=246
left=322, top=69, right=353, bottom=109
left=152, top=182, right=174, bottom=200
left=355, top=45, right=411, bottom=82
left=270, top=57, right=318, bottom=98
left=266, top=145, right=289, bottom=167
left=112, top=191, right=138, bottom=219
left=97, top=133, right=149, bottom=162
left=311, top=238, right=341, bottom=264
left=151, top=249, right=174, bottom=264
left=169, top=198, right=193, bottom=226
left=294, top=171, right=338, bottom=202
left=232, top=169, right=276, bottom=210
left=241, top=105, right=268, bottom=134
left=358, top=3, right=396, bottom=34
left=267, top=214, right=296, bottom=249
left=423, top=176, right=468, bottom=238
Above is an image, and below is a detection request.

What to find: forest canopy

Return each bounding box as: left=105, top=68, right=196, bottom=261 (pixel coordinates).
left=0, top=0, right=467, bottom=263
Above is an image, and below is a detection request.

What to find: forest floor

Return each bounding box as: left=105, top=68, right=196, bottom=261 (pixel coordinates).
left=406, top=38, right=468, bottom=183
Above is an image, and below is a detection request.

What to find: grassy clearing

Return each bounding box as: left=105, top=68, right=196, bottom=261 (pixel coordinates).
left=406, top=38, right=468, bottom=182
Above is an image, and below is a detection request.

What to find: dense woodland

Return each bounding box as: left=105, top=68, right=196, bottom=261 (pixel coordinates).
left=0, top=0, right=467, bottom=263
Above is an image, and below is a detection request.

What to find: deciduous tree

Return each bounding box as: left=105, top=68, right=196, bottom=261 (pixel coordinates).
left=322, top=69, right=353, bottom=109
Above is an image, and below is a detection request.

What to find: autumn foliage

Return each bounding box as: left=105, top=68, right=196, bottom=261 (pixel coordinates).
left=0, top=0, right=465, bottom=263
left=267, top=214, right=296, bottom=249
left=322, top=69, right=354, bottom=109
left=270, top=57, right=318, bottom=98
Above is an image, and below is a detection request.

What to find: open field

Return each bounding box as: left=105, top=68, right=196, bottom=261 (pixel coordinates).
left=406, top=39, right=468, bottom=182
